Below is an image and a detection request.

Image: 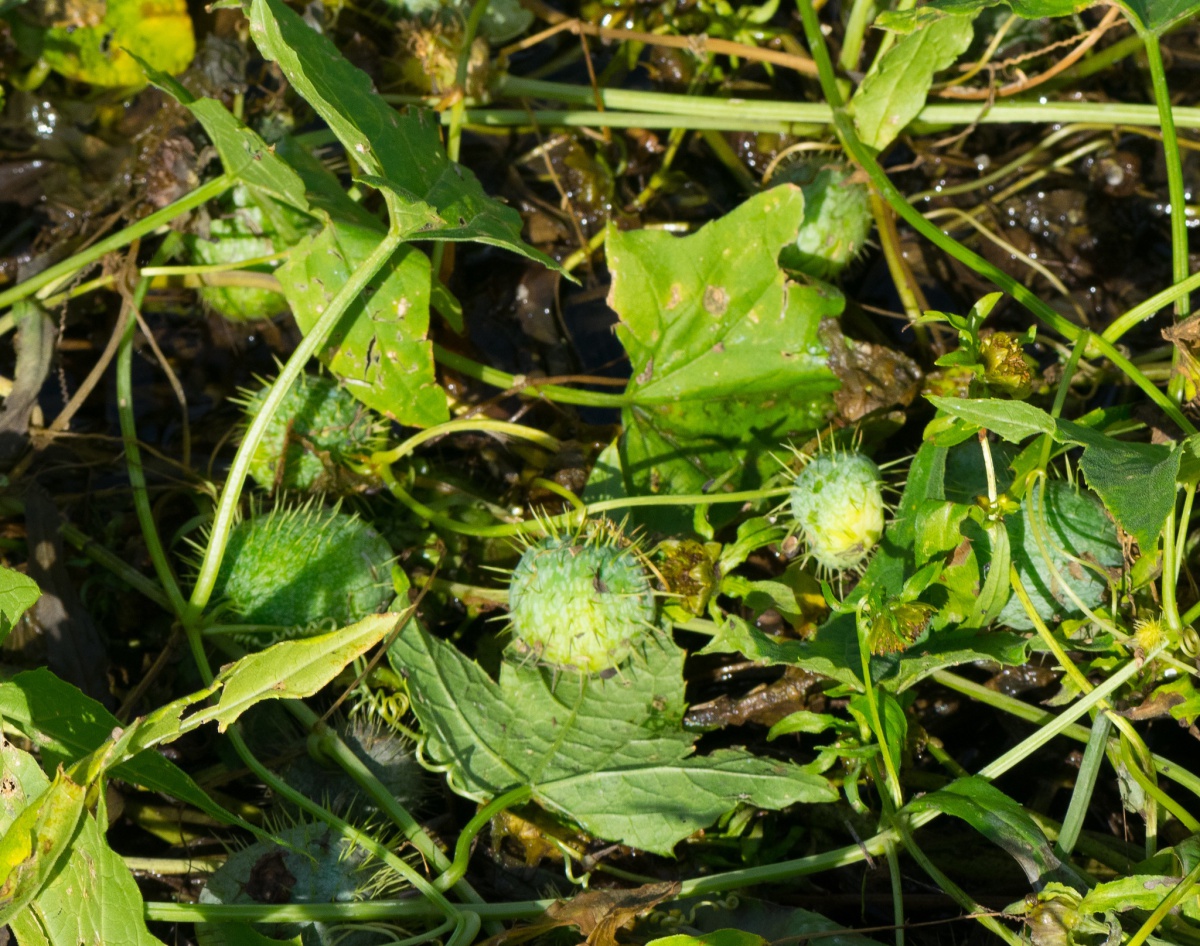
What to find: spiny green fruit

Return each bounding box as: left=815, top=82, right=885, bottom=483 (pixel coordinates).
left=282, top=716, right=426, bottom=816
left=508, top=524, right=656, bottom=674
left=240, top=373, right=383, bottom=493
left=775, top=160, right=872, bottom=281
left=212, top=504, right=394, bottom=642
left=199, top=821, right=405, bottom=946
left=789, top=450, right=885, bottom=572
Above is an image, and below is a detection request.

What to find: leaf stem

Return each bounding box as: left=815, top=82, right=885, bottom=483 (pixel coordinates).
left=433, top=344, right=630, bottom=408
left=187, top=227, right=406, bottom=621
left=1140, top=29, right=1191, bottom=327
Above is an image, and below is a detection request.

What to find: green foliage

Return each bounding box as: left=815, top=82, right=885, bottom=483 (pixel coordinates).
left=212, top=504, right=395, bottom=639
left=0, top=566, right=38, bottom=646
left=908, top=777, right=1087, bottom=889
left=12, top=0, right=193, bottom=87
left=389, top=625, right=835, bottom=855
left=608, top=187, right=841, bottom=529
left=277, top=222, right=448, bottom=428
left=849, top=14, right=974, bottom=151
left=998, top=481, right=1122, bottom=631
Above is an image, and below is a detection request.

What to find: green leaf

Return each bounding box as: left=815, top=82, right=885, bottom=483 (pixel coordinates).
left=277, top=222, right=448, bottom=427
left=246, top=0, right=553, bottom=264
left=0, top=565, right=38, bottom=647
left=389, top=625, right=835, bottom=855
left=850, top=15, right=974, bottom=151
left=608, top=187, right=841, bottom=527
left=1054, top=418, right=1181, bottom=551
left=699, top=612, right=1027, bottom=692
left=926, top=395, right=1054, bottom=442
left=33, top=0, right=193, bottom=87
left=0, top=769, right=85, bottom=925
left=206, top=613, right=402, bottom=733
left=0, top=669, right=246, bottom=833
left=878, top=0, right=1088, bottom=31
left=1078, top=874, right=1200, bottom=919
left=2, top=758, right=164, bottom=946
left=136, top=59, right=307, bottom=211
left=1118, top=0, right=1200, bottom=33
left=647, top=932, right=767, bottom=946
left=997, top=481, right=1122, bottom=631
left=907, top=776, right=1085, bottom=889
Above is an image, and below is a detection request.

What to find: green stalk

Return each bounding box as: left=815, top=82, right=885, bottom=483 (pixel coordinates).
left=1141, top=29, right=1190, bottom=327
left=793, top=0, right=1197, bottom=436
left=433, top=344, right=630, bottom=408
left=1055, top=713, right=1111, bottom=858
left=1103, top=269, right=1200, bottom=343
left=491, top=75, right=1200, bottom=130
left=187, top=227, right=406, bottom=619
left=0, top=175, right=232, bottom=313
left=146, top=900, right=555, bottom=924
left=116, top=242, right=189, bottom=620
left=435, top=786, right=533, bottom=891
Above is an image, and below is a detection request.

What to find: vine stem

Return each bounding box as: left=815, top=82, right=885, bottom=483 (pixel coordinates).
left=115, top=242, right=189, bottom=620
left=0, top=175, right=232, bottom=313
left=187, top=227, right=405, bottom=621
left=793, top=0, right=1197, bottom=436
left=1140, top=29, right=1190, bottom=325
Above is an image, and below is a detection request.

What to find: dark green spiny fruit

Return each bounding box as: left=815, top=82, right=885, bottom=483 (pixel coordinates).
left=212, top=504, right=394, bottom=642
left=199, top=821, right=406, bottom=946
left=282, top=716, right=426, bottom=816
left=508, top=525, right=656, bottom=674
left=774, top=160, right=872, bottom=281
left=240, top=373, right=383, bottom=493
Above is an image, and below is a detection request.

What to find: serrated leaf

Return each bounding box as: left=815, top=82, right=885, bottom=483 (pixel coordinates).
left=908, top=777, right=1086, bottom=889
left=0, top=565, right=38, bottom=646
left=389, top=625, right=834, bottom=855
left=277, top=221, right=448, bottom=427
left=137, top=59, right=307, bottom=211
left=246, top=0, right=553, bottom=265
left=1054, top=418, right=1181, bottom=551
left=850, top=15, right=974, bottom=151
left=208, top=613, right=401, bottom=732
left=698, top=612, right=1027, bottom=692
left=0, top=669, right=244, bottom=833
left=607, top=187, right=841, bottom=528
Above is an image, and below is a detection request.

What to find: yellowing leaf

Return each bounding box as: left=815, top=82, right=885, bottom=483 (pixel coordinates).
left=41, top=0, right=194, bottom=87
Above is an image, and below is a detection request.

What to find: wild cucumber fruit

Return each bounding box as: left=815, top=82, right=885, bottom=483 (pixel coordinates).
left=212, top=503, right=394, bottom=642
left=282, top=716, right=426, bottom=816
left=239, top=373, right=383, bottom=493
left=199, top=821, right=406, bottom=946
left=774, top=160, right=872, bottom=281
left=789, top=450, right=885, bottom=572
left=507, top=523, right=656, bottom=674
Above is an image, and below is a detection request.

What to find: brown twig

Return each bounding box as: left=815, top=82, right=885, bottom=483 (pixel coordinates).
left=503, top=1, right=817, bottom=77
left=937, top=5, right=1123, bottom=100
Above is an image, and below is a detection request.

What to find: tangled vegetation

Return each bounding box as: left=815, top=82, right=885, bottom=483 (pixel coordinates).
left=3, top=0, right=1200, bottom=943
